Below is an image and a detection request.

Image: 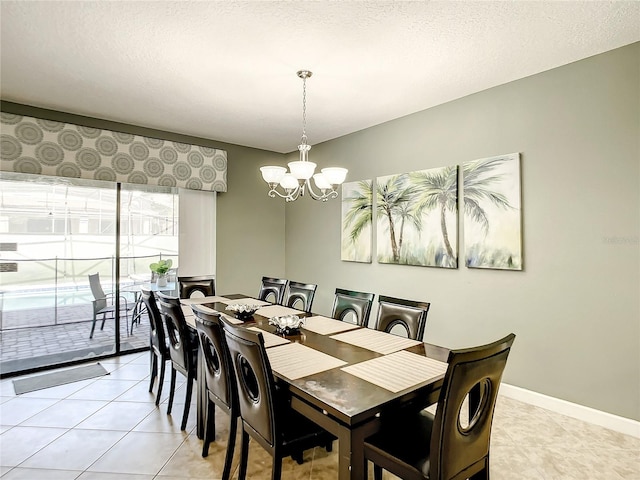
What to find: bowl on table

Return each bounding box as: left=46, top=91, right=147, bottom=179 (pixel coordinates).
left=225, top=304, right=261, bottom=320
left=269, top=315, right=305, bottom=335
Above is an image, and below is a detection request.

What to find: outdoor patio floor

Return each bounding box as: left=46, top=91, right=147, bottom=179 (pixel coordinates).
left=0, top=303, right=149, bottom=375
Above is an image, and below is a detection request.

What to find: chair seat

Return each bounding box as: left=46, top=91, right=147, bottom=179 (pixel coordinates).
left=364, top=409, right=434, bottom=480
left=280, top=410, right=333, bottom=451
left=96, top=305, right=116, bottom=315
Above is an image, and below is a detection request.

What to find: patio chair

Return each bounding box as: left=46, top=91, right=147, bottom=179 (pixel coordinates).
left=88, top=273, right=131, bottom=339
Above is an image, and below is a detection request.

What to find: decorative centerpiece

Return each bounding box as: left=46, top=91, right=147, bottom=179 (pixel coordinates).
left=269, top=315, right=305, bottom=336
left=226, top=304, right=261, bottom=320
left=149, top=259, right=172, bottom=287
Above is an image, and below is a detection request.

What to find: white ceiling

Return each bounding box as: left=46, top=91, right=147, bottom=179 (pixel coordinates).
left=1, top=1, right=638, bottom=154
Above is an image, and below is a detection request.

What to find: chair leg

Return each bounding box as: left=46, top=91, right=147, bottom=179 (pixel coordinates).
left=123, top=309, right=130, bottom=337
left=222, top=414, right=238, bottom=480
left=272, top=453, right=283, bottom=480
left=155, top=359, right=166, bottom=406
left=149, top=352, right=158, bottom=393
left=89, top=313, right=98, bottom=339
left=374, top=464, right=383, bottom=480
left=291, top=450, right=303, bottom=465
left=167, top=367, right=177, bottom=415
left=471, top=467, right=489, bottom=480
left=100, top=313, right=106, bottom=330
left=202, top=400, right=213, bottom=457
left=130, top=297, right=141, bottom=335
left=238, top=429, right=250, bottom=480
left=181, top=375, right=194, bottom=430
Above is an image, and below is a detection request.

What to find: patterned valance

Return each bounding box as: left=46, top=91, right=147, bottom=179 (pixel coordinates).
left=0, top=112, right=227, bottom=192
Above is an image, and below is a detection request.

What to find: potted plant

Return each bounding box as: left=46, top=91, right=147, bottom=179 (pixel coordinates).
left=149, top=259, right=172, bottom=287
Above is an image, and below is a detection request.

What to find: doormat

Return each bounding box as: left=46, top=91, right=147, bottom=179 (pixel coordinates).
left=12, top=363, right=109, bottom=394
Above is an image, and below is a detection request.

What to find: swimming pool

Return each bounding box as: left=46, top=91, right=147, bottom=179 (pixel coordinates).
left=0, top=286, right=137, bottom=311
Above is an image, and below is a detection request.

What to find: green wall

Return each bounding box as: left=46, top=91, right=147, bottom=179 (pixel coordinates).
left=284, top=43, right=640, bottom=421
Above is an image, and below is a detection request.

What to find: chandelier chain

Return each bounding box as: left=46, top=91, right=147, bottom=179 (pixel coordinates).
left=301, top=75, right=307, bottom=141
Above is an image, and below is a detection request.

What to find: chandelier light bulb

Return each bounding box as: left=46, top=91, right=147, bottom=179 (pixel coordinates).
left=312, top=173, right=332, bottom=190
left=260, top=166, right=287, bottom=184
left=279, top=173, right=299, bottom=190
left=288, top=160, right=316, bottom=180
left=320, top=167, right=348, bottom=185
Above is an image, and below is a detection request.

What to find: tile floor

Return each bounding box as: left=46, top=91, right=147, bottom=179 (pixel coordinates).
left=1, top=352, right=639, bottom=479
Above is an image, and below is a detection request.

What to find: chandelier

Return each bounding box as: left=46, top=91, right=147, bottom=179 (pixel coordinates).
left=260, top=70, right=348, bottom=202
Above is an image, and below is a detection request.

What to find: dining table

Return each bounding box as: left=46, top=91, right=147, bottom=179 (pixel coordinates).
left=180, top=293, right=450, bottom=480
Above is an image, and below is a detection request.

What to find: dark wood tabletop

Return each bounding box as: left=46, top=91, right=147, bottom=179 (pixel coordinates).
left=191, top=294, right=450, bottom=480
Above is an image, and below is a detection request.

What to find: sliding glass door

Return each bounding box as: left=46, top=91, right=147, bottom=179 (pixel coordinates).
left=0, top=173, right=178, bottom=375
left=119, top=184, right=179, bottom=353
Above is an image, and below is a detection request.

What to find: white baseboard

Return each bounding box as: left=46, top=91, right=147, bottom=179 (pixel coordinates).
left=500, top=383, right=640, bottom=439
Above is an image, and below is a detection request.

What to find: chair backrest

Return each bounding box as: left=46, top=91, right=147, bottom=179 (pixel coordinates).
left=221, top=317, right=278, bottom=451
left=88, top=273, right=107, bottom=311
left=178, top=275, right=215, bottom=299
left=285, top=281, right=317, bottom=313
left=331, top=288, right=375, bottom=327
left=430, top=333, right=516, bottom=480
left=156, top=292, right=196, bottom=375
left=192, top=305, right=236, bottom=412
left=258, top=276, right=288, bottom=304
left=140, top=287, right=167, bottom=357
left=374, top=295, right=430, bottom=340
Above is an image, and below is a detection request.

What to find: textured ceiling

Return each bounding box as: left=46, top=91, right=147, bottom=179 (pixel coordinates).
left=1, top=1, right=638, bottom=153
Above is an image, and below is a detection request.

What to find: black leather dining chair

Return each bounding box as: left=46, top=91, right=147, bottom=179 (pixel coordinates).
left=140, top=287, right=169, bottom=406
left=258, top=276, right=288, bottom=304
left=373, top=295, right=431, bottom=340
left=284, top=281, right=317, bottom=313
left=192, top=305, right=238, bottom=479
left=220, top=317, right=334, bottom=480
left=156, top=292, right=198, bottom=430
left=363, top=333, right=516, bottom=480
left=331, top=288, right=375, bottom=327
left=178, top=275, right=215, bottom=299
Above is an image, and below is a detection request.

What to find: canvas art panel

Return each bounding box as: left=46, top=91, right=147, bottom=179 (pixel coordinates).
left=376, top=165, right=458, bottom=268
left=341, top=180, right=373, bottom=263
left=463, top=152, right=522, bottom=270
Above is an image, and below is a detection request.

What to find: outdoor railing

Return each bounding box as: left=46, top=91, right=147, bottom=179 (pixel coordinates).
left=0, top=253, right=178, bottom=330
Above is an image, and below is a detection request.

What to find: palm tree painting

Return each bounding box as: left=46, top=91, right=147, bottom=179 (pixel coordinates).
left=341, top=180, right=373, bottom=263
left=463, top=153, right=522, bottom=270
left=376, top=166, right=458, bottom=268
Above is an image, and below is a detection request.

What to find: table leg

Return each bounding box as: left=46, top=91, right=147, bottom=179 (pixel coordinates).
left=344, top=417, right=380, bottom=480
left=337, top=430, right=352, bottom=480
left=290, top=396, right=379, bottom=480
